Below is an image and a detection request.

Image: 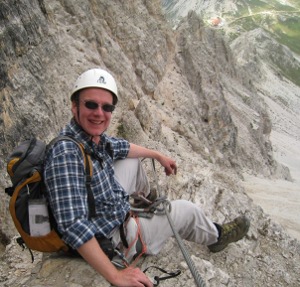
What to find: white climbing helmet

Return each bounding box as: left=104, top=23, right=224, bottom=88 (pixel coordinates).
left=71, top=68, right=118, bottom=103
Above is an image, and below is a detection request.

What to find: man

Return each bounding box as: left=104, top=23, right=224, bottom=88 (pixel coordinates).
left=44, top=68, right=250, bottom=287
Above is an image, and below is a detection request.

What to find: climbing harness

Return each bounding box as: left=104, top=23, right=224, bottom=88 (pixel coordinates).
left=116, top=158, right=204, bottom=286
left=130, top=195, right=171, bottom=218
left=151, top=159, right=207, bottom=287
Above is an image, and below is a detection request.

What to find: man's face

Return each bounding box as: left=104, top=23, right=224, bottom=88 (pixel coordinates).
left=72, top=88, right=114, bottom=138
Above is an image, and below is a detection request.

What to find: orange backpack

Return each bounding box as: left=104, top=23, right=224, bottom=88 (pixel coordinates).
left=5, top=136, right=93, bottom=257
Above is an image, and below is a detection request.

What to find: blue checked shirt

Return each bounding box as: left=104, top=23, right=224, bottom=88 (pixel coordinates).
left=44, top=118, right=131, bottom=249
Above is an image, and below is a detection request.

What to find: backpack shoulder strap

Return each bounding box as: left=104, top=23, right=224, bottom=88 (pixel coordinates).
left=48, top=136, right=95, bottom=219
left=48, top=136, right=93, bottom=175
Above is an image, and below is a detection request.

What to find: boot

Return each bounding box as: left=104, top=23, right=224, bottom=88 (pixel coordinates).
left=208, top=215, right=250, bottom=253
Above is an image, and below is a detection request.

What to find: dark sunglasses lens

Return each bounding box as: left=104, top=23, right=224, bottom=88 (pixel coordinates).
left=85, top=101, right=99, bottom=109
left=84, top=101, right=115, bottom=112
left=102, top=104, right=115, bottom=112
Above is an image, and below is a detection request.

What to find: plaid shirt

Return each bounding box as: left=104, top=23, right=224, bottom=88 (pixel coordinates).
left=44, top=118, right=130, bottom=249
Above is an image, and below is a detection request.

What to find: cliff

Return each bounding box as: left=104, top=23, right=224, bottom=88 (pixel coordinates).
left=0, top=1, right=299, bottom=286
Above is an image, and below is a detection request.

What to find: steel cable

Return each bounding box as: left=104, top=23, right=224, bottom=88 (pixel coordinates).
left=151, top=159, right=207, bottom=287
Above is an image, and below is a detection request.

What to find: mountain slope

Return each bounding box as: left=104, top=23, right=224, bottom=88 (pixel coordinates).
left=162, top=0, right=300, bottom=231
left=162, top=0, right=300, bottom=83
left=0, top=1, right=300, bottom=286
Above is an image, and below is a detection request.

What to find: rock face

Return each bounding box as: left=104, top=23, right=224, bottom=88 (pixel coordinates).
left=0, top=1, right=299, bottom=286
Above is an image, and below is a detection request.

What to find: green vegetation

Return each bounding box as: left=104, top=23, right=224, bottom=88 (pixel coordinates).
left=116, top=122, right=127, bottom=139
left=164, top=0, right=300, bottom=85
left=225, top=1, right=300, bottom=86
left=273, top=16, right=300, bottom=54
left=226, top=2, right=300, bottom=54
left=239, top=17, right=260, bottom=31
left=275, top=60, right=300, bottom=87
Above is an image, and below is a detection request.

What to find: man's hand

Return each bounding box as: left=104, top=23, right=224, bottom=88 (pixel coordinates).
left=157, top=154, right=177, bottom=176
left=77, top=237, right=153, bottom=287
left=127, top=143, right=177, bottom=176
left=113, top=266, right=153, bottom=287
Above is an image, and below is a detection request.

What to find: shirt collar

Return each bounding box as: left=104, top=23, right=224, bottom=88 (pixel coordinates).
left=61, top=118, right=109, bottom=152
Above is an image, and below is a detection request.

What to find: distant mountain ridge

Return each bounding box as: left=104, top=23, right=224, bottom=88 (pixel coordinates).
left=162, top=0, right=300, bottom=54
left=162, top=0, right=300, bottom=169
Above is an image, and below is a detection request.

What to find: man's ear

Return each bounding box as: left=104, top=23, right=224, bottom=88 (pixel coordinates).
left=71, top=101, right=77, bottom=117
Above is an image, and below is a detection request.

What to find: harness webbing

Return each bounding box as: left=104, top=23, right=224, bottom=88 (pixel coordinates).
left=143, top=266, right=181, bottom=286
left=151, top=159, right=207, bottom=287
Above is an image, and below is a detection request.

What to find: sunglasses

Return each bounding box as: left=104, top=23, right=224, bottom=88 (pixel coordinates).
left=82, top=101, right=115, bottom=112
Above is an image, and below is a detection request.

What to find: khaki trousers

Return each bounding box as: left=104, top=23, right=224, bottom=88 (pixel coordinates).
left=113, top=158, right=218, bottom=257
